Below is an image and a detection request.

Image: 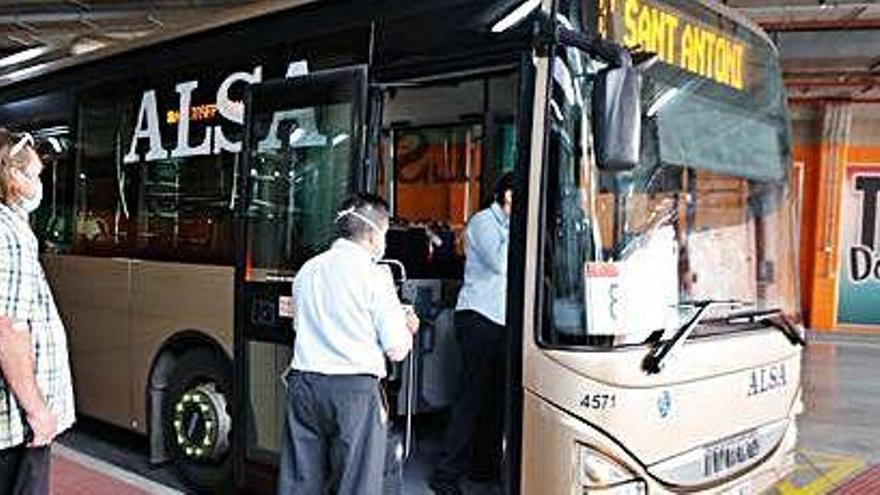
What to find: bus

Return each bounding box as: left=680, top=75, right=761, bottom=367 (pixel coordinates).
left=0, top=0, right=803, bottom=493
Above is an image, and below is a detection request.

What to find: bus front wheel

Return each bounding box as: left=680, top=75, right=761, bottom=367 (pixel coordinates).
left=162, top=347, right=233, bottom=492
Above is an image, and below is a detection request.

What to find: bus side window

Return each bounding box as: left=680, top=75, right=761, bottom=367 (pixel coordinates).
left=33, top=130, right=75, bottom=254
left=133, top=151, right=236, bottom=265
left=74, top=92, right=134, bottom=256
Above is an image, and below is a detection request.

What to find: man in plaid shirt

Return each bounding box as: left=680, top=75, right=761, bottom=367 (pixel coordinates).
left=0, top=129, right=75, bottom=494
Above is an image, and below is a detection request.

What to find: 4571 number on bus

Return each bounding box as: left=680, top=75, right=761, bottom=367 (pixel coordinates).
left=580, top=393, right=617, bottom=410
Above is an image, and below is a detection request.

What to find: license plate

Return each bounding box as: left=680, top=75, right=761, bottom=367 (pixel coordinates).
left=703, top=432, right=761, bottom=478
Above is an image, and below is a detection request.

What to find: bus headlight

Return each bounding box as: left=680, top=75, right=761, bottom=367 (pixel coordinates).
left=577, top=443, right=647, bottom=494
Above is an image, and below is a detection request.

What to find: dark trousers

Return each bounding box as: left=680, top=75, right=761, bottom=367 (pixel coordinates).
left=277, top=371, right=387, bottom=495
left=0, top=445, right=50, bottom=495
left=433, top=310, right=507, bottom=484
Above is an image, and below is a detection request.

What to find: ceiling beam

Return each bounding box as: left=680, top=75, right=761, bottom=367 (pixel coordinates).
left=789, top=96, right=880, bottom=104
left=0, top=20, right=164, bottom=35
left=785, top=68, right=880, bottom=76
left=0, top=6, right=233, bottom=25
left=786, top=78, right=880, bottom=87
left=774, top=29, right=880, bottom=66
left=760, top=18, right=880, bottom=32
left=733, top=2, right=877, bottom=14
left=0, top=1, right=240, bottom=14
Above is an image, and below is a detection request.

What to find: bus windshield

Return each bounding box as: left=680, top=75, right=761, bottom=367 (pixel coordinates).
left=541, top=37, right=798, bottom=348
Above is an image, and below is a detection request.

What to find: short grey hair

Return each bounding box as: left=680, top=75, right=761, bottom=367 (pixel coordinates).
left=336, top=193, right=390, bottom=241
left=0, top=128, right=39, bottom=204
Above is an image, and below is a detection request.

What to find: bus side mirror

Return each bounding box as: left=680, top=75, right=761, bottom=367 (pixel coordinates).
left=592, top=62, right=642, bottom=171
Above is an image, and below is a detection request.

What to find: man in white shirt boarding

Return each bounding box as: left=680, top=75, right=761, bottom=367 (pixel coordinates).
left=277, top=193, right=419, bottom=495
left=431, top=173, right=513, bottom=494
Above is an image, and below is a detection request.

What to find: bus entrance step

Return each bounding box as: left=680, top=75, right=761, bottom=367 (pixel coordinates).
left=52, top=444, right=183, bottom=495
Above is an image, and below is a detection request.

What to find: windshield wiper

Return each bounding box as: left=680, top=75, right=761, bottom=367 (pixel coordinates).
left=642, top=299, right=745, bottom=375
left=704, top=308, right=806, bottom=347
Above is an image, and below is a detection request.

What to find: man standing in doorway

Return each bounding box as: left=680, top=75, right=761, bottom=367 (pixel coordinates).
left=277, top=193, right=419, bottom=495
left=0, top=129, right=76, bottom=495
left=430, top=173, right=513, bottom=494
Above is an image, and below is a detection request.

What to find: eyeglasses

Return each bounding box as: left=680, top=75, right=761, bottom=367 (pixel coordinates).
left=8, top=132, right=34, bottom=157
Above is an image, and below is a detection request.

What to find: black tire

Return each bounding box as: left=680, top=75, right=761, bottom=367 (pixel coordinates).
left=161, top=347, right=234, bottom=494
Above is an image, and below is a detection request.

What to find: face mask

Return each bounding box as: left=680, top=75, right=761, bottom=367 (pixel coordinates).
left=337, top=208, right=387, bottom=262
left=19, top=179, right=42, bottom=214
left=373, top=236, right=387, bottom=262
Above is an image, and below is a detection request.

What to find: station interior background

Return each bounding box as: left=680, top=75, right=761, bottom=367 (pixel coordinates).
left=3, top=0, right=879, bottom=332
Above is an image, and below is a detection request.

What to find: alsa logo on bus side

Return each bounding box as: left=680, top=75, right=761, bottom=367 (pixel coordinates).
left=123, top=60, right=307, bottom=164
left=747, top=363, right=787, bottom=397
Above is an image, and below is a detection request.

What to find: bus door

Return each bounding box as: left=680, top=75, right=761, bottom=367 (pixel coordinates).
left=234, top=66, right=368, bottom=490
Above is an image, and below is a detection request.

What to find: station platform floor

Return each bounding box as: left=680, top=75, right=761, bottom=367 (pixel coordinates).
left=46, top=330, right=880, bottom=494
left=765, top=331, right=880, bottom=495
left=50, top=443, right=182, bottom=495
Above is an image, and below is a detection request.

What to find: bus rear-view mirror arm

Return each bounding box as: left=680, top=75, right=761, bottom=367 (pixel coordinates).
left=551, top=25, right=648, bottom=171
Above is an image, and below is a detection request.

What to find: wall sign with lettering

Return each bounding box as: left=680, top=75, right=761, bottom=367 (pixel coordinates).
left=838, top=167, right=880, bottom=325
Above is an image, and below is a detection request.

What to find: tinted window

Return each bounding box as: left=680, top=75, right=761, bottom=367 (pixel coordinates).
left=73, top=89, right=134, bottom=256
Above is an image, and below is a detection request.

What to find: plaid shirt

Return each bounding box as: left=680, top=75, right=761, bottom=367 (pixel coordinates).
left=0, top=203, right=75, bottom=449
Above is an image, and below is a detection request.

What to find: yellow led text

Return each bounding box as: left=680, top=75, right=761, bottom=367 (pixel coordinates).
left=621, top=0, right=745, bottom=90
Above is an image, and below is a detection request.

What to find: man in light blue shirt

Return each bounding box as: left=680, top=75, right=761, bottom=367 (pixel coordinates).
left=431, top=173, right=513, bottom=494
left=278, top=193, right=419, bottom=495
left=455, top=194, right=510, bottom=325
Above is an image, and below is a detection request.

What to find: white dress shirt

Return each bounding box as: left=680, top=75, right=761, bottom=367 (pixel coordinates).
left=456, top=203, right=509, bottom=325
left=291, top=238, right=412, bottom=378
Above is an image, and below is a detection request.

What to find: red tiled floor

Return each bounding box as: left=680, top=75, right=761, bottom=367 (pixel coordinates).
left=831, top=465, right=880, bottom=495
left=51, top=453, right=151, bottom=495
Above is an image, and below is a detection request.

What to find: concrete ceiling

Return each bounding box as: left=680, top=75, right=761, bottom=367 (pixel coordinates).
left=0, top=1, right=878, bottom=102
left=0, top=1, right=260, bottom=80
left=728, top=0, right=880, bottom=102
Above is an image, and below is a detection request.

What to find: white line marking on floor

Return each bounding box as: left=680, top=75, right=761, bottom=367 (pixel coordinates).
left=53, top=443, right=184, bottom=495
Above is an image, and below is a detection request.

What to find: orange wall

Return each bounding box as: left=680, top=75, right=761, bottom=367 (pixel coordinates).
left=793, top=142, right=822, bottom=327
left=849, top=147, right=880, bottom=164
left=793, top=101, right=880, bottom=330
